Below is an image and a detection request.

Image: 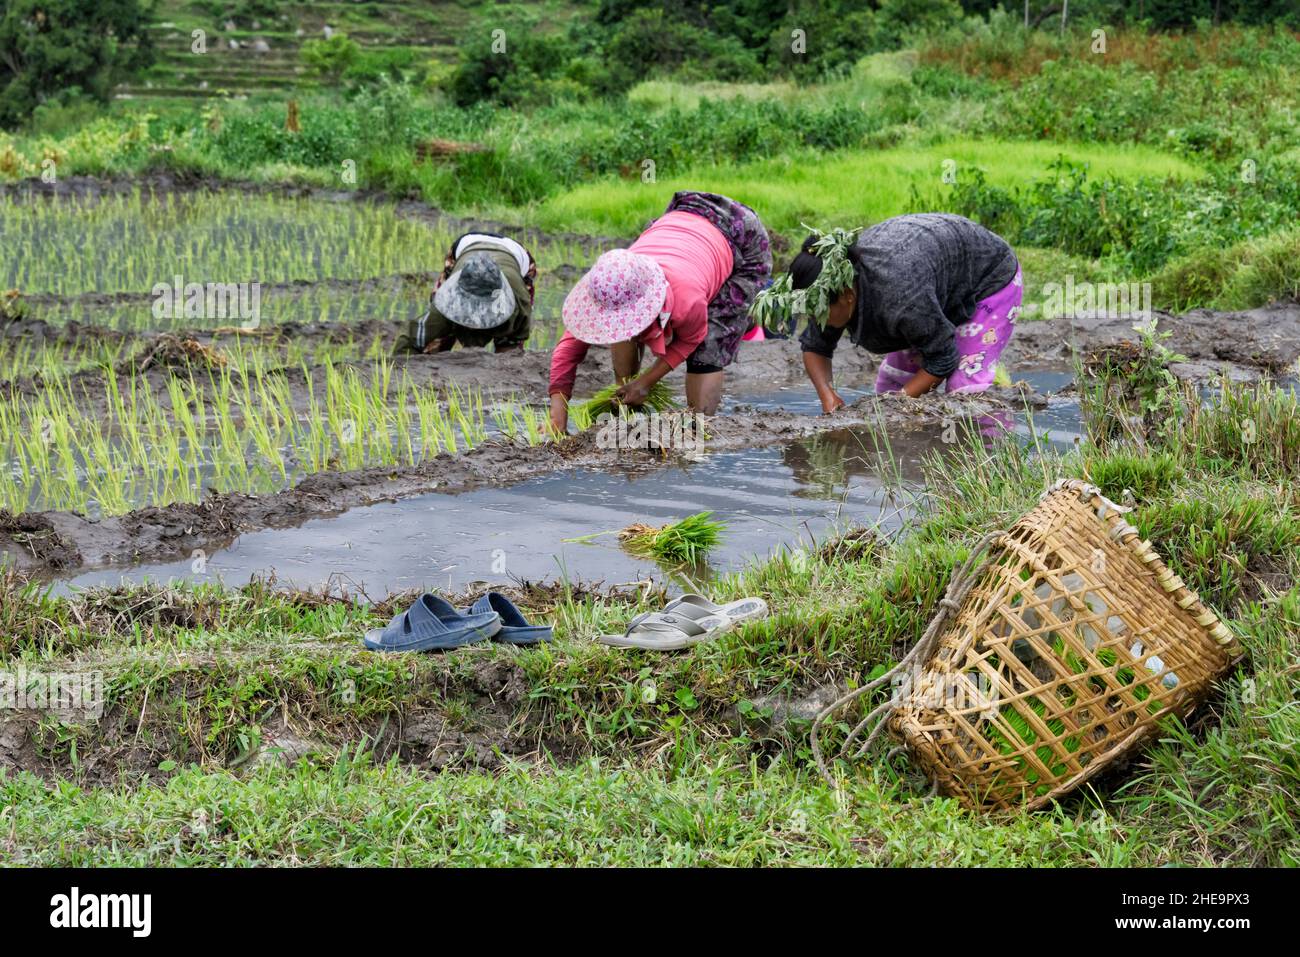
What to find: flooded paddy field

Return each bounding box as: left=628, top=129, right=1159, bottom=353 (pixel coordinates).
left=0, top=163, right=1296, bottom=874
left=3, top=185, right=1298, bottom=591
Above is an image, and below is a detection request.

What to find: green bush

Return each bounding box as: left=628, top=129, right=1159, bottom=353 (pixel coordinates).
left=301, top=34, right=362, bottom=82
left=0, top=0, right=154, bottom=128
left=934, top=158, right=1300, bottom=277
left=1150, top=227, right=1300, bottom=311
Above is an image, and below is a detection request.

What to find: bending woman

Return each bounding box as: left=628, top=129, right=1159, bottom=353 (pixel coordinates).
left=754, top=213, right=1020, bottom=411
left=548, top=191, right=771, bottom=432
left=394, top=231, right=537, bottom=355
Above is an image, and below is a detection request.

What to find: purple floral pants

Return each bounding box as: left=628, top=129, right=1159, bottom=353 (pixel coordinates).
left=875, top=265, right=1023, bottom=394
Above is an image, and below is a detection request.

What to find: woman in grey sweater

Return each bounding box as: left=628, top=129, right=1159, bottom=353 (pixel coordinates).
left=755, top=214, right=1021, bottom=412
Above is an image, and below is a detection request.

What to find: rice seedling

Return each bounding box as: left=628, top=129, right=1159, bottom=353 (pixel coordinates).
left=20, top=285, right=431, bottom=337
left=0, top=355, right=495, bottom=516
left=0, top=338, right=127, bottom=383
left=0, top=190, right=457, bottom=297
left=520, top=403, right=561, bottom=445
left=569, top=379, right=679, bottom=431
left=618, top=511, right=726, bottom=565
left=491, top=401, right=521, bottom=442
left=491, top=396, right=561, bottom=446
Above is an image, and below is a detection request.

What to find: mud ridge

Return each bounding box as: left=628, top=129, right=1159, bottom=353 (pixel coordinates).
left=0, top=655, right=576, bottom=788
left=1009, top=304, right=1300, bottom=377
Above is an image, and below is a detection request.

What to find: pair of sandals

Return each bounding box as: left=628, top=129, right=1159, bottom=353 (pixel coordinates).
left=364, top=592, right=552, bottom=652
left=599, top=593, right=769, bottom=651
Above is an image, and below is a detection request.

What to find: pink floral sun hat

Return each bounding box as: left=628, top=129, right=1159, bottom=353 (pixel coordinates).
left=561, top=249, right=668, bottom=344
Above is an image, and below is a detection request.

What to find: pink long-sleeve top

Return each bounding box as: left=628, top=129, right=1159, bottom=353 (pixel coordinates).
left=548, top=210, right=734, bottom=398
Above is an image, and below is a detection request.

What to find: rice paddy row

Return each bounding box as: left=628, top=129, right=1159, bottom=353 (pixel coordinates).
left=0, top=331, right=394, bottom=384
left=19, top=284, right=431, bottom=334
left=2, top=189, right=604, bottom=299
left=3, top=191, right=450, bottom=296
left=0, top=352, right=552, bottom=516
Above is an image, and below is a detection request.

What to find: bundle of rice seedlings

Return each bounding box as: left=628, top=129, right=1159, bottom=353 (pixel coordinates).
left=619, top=511, right=726, bottom=565
left=983, top=695, right=1082, bottom=796
left=570, top=379, right=679, bottom=431
left=128, top=334, right=228, bottom=373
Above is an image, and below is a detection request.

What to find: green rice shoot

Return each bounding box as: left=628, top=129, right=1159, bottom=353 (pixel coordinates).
left=619, top=511, right=726, bottom=565
left=570, top=379, right=679, bottom=431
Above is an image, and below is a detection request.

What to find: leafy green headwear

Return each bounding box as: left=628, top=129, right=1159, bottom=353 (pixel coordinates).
left=749, top=224, right=861, bottom=331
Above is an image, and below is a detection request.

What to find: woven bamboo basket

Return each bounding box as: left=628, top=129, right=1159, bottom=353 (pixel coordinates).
left=814, top=479, right=1242, bottom=813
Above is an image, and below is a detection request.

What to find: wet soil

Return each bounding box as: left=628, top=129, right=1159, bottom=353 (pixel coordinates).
left=1009, top=303, right=1300, bottom=377
left=0, top=654, right=574, bottom=787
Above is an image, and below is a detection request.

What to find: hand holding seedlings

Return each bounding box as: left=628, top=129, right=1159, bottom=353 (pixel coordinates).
left=614, top=376, right=652, bottom=408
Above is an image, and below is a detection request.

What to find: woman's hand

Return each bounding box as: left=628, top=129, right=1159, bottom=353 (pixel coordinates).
left=548, top=394, right=569, bottom=436
left=614, top=377, right=651, bottom=408
left=820, top=390, right=846, bottom=414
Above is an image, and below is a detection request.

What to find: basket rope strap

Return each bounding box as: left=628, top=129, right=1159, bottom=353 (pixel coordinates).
left=810, top=529, right=1007, bottom=787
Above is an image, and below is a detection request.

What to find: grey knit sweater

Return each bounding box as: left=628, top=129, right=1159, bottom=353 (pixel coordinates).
left=799, top=213, right=1017, bottom=378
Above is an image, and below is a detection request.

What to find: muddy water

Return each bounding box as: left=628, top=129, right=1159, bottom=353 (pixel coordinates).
left=58, top=439, right=916, bottom=597
left=56, top=373, right=1083, bottom=597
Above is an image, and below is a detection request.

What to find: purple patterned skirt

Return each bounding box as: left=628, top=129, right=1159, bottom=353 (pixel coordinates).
left=662, top=191, right=772, bottom=371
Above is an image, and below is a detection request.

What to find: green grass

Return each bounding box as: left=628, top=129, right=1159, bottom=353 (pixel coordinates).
left=1149, top=226, right=1300, bottom=311
left=0, top=750, right=1149, bottom=866
left=532, top=139, right=1204, bottom=237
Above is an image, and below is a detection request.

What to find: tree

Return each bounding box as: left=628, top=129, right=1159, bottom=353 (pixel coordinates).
left=0, top=0, right=154, bottom=128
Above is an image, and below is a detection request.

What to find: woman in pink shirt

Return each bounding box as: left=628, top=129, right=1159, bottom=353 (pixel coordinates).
left=548, top=191, right=771, bottom=432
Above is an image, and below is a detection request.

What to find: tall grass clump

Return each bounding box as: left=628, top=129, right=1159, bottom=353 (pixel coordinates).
left=1149, top=226, right=1300, bottom=312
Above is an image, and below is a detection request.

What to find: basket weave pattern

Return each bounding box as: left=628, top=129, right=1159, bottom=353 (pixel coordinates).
left=888, top=480, right=1240, bottom=812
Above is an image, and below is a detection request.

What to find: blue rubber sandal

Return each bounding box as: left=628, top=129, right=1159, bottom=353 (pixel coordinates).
left=467, top=592, right=553, bottom=645
left=364, top=594, right=502, bottom=652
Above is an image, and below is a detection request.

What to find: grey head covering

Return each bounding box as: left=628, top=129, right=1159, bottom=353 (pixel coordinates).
left=433, top=252, right=518, bottom=330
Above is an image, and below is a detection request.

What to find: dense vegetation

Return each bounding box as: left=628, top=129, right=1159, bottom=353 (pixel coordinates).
left=4, top=4, right=1296, bottom=312
left=0, top=0, right=155, bottom=127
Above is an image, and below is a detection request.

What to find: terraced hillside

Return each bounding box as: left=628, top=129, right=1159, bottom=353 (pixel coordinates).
left=121, top=1, right=578, bottom=104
